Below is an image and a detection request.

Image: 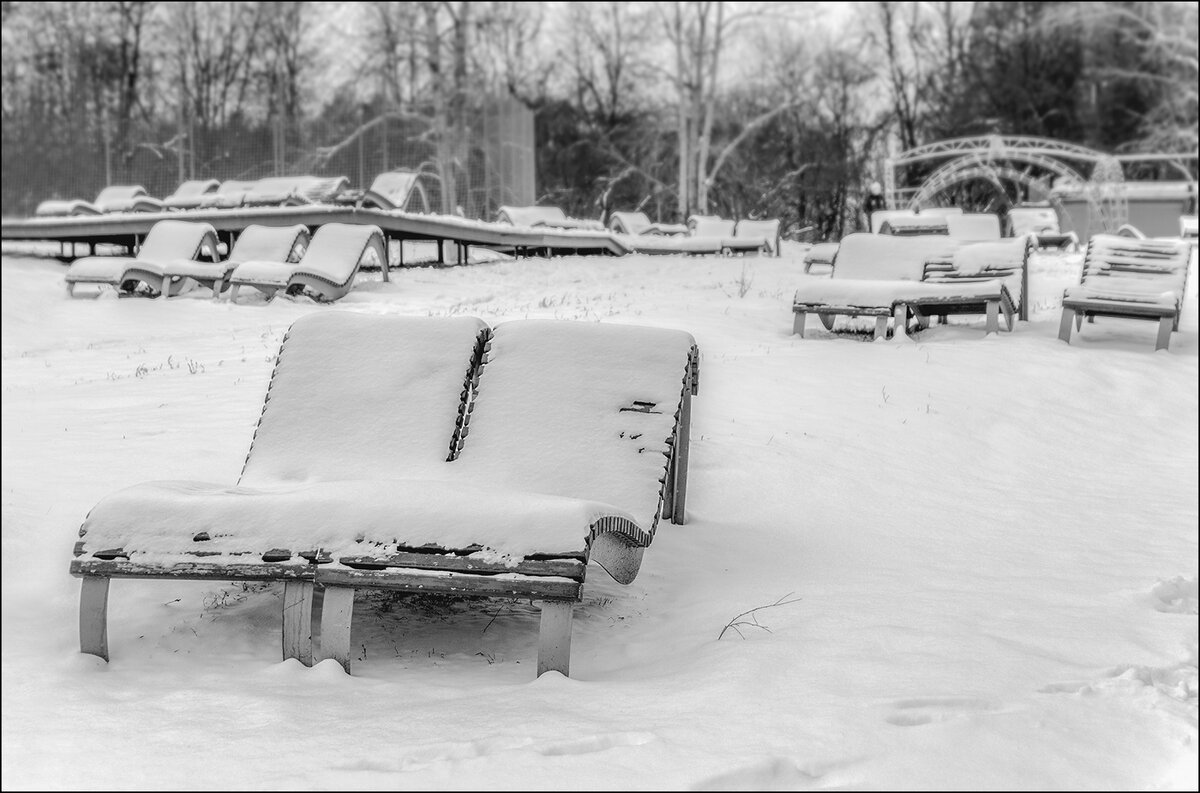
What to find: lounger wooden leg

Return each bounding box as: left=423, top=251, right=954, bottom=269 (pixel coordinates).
left=792, top=311, right=806, bottom=337
left=227, top=284, right=240, bottom=304
left=984, top=300, right=999, bottom=335
left=873, top=315, right=888, bottom=340
left=537, top=600, right=574, bottom=677
left=672, top=385, right=692, bottom=525
left=79, top=576, right=110, bottom=661
left=1155, top=316, right=1173, bottom=351
left=282, top=581, right=314, bottom=666
left=1058, top=308, right=1075, bottom=343
left=893, top=305, right=908, bottom=338
left=318, top=585, right=355, bottom=673
left=1075, top=313, right=1084, bottom=331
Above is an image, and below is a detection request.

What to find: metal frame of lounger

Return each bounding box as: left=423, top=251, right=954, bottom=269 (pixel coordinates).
left=70, top=314, right=493, bottom=665
left=314, top=323, right=700, bottom=678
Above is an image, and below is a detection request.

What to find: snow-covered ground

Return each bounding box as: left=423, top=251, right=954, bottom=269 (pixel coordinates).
left=2, top=242, right=1197, bottom=790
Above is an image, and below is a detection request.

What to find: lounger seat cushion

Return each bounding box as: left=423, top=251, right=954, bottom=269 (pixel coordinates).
left=77, top=479, right=637, bottom=565
left=225, top=260, right=295, bottom=287
left=64, top=256, right=140, bottom=283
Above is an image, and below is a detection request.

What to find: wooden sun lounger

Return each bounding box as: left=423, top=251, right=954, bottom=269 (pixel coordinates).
left=63, top=220, right=220, bottom=297
left=70, top=314, right=699, bottom=679
left=145, top=223, right=310, bottom=300
left=71, top=313, right=493, bottom=665
left=1058, top=234, right=1191, bottom=351
left=226, top=223, right=388, bottom=303
left=37, top=186, right=158, bottom=217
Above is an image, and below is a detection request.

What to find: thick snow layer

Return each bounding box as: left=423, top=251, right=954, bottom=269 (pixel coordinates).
left=1, top=241, right=1197, bottom=790
left=454, top=319, right=694, bottom=533
left=833, top=233, right=962, bottom=280
left=78, top=478, right=634, bottom=563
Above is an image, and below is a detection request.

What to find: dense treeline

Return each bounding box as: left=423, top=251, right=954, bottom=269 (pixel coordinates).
left=2, top=1, right=1196, bottom=238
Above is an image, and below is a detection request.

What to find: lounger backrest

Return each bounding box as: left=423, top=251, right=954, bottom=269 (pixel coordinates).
left=168, top=179, right=221, bottom=200
left=879, top=216, right=949, bottom=236
left=946, top=213, right=1001, bottom=241
left=1082, top=235, right=1190, bottom=296
left=1008, top=207, right=1060, bottom=236
left=219, top=179, right=258, bottom=195
left=243, top=177, right=302, bottom=203
left=454, top=320, right=697, bottom=541
left=137, top=220, right=219, bottom=262
left=609, top=211, right=652, bottom=235
left=498, top=206, right=568, bottom=226
left=239, top=313, right=489, bottom=486
left=833, top=233, right=961, bottom=281
left=95, top=185, right=148, bottom=203
left=229, top=224, right=309, bottom=263
left=690, top=215, right=736, bottom=237
left=296, top=176, right=350, bottom=203
left=294, top=223, right=386, bottom=286
left=870, top=210, right=918, bottom=233
left=735, top=219, right=781, bottom=253
left=366, top=171, right=422, bottom=209
left=944, top=236, right=1032, bottom=311
left=917, top=207, right=963, bottom=219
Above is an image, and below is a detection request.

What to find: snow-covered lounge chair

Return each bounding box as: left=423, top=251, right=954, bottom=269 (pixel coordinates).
left=334, top=170, right=430, bottom=212
left=1058, top=234, right=1191, bottom=351
left=63, top=220, right=220, bottom=298
left=314, top=318, right=700, bottom=677
left=70, top=312, right=493, bottom=665
left=735, top=218, right=782, bottom=256
left=141, top=223, right=310, bottom=300
left=903, top=235, right=1032, bottom=331
left=792, top=233, right=964, bottom=339
left=159, top=179, right=224, bottom=210
left=869, top=209, right=920, bottom=233
left=497, top=205, right=604, bottom=231
left=194, top=179, right=259, bottom=210
left=36, top=185, right=161, bottom=217
left=240, top=176, right=349, bottom=207
left=608, top=211, right=688, bottom=236
left=803, top=242, right=840, bottom=273
left=226, top=222, right=388, bottom=303
left=1007, top=205, right=1078, bottom=251
left=71, top=313, right=699, bottom=678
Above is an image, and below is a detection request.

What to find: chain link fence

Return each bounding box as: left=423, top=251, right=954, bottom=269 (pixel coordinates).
left=2, top=97, right=534, bottom=220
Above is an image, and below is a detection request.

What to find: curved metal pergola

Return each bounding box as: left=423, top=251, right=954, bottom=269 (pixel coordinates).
left=885, top=135, right=1197, bottom=232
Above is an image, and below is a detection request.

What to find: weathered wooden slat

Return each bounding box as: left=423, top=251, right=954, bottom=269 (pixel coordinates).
left=70, top=559, right=314, bottom=581
left=316, top=567, right=583, bottom=601
left=335, top=552, right=585, bottom=579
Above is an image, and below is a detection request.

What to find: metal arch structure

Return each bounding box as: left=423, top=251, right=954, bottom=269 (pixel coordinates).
left=885, top=134, right=1198, bottom=211
left=907, top=151, right=1086, bottom=210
